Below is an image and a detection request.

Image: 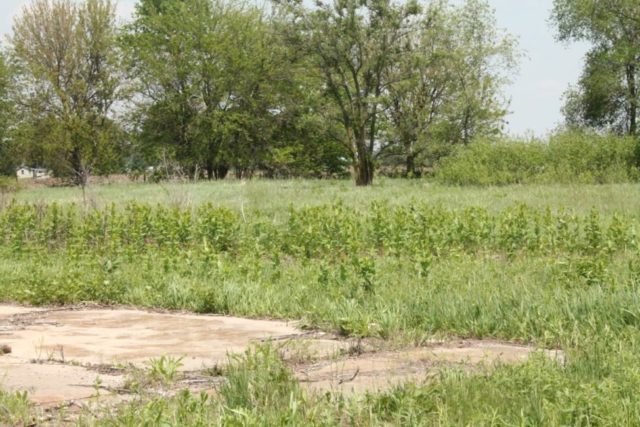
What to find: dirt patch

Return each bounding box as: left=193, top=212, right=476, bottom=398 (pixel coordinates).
left=0, top=362, right=123, bottom=405
left=3, top=308, right=300, bottom=370
left=0, top=305, right=45, bottom=318
left=0, top=305, right=299, bottom=404
left=0, top=305, right=563, bottom=406
left=295, top=340, right=564, bottom=395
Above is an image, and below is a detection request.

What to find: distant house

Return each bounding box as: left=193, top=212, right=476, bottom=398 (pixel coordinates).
left=16, top=167, right=31, bottom=179
left=16, top=166, right=52, bottom=180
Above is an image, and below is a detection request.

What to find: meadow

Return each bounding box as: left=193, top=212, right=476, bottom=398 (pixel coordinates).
left=2, top=179, right=640, bottom=425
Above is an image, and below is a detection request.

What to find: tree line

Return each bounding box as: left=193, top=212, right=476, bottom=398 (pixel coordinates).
left=0, top=0, right=636, bottom=186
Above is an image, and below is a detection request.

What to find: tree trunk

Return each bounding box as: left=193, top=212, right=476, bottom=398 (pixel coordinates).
left=405, top=153, right=416, bottom=178
left=627, top=63, right=637, bottom=136
left=71, top=148, right=88, bottom=187
left=354, top=159, right=373, bottom=186
left=354, top=145, right=374, bottom=186
left=214, top=164, right=229, bottom=180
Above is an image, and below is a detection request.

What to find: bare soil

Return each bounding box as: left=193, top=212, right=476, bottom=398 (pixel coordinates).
left=0, top=304, right=562, bottom=406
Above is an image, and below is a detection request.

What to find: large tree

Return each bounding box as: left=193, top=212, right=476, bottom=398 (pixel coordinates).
left=124, top=0, right=332, bottom=180
left=380, top=0, right=517, bottom=177
left=0, top=53, right=15, bottom=177
left=552, top=0, right=640, bottom=137
left=278, top=0, right=421, bottom=186
left=10, top=0, right=124, bottom=185
left=380, top=1, right=455, bottom=177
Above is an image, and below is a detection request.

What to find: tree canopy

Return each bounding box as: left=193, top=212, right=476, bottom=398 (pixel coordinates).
left=552, top=0, right=640, bottom=137
left=9, top=0, right=124, bottom=185
left=4, top=0, right=517, bottom=185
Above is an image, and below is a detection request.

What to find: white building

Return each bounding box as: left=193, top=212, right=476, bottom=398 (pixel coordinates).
left=16, top=166, right=52, bottom=180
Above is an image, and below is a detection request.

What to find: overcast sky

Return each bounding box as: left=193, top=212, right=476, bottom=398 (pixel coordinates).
left=0, top=0, right=589, bottom=136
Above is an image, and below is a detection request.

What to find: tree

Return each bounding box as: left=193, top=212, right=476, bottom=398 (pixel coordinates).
left=278, top=0, right=421, bottom=186
left=380, top=0, right=517, bottom=177
left=444, top=0, right=517, bottom=145
left=552, top=0, right=640, bottom=136
left=381, top=1, right=461, bottom=177
left=562, top=49, right=630, bottom=133
left=10, top=0, right=124, bottom=186
left=0, top=53, right=15, bottom=177
left=124, top=0, right=319, bottom=179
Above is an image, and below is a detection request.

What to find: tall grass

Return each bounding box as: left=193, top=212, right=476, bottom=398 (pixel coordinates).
left=3, top=183, right=640, bottom=424
left=74, top=338, right=640, bottom=425
left=0, top=390, right=34, bottom=426
left=9, top=178, right=640, bottom=217
left=1, top=202, right=639, bottom=344
left=436, top=130, right=640, bottom=186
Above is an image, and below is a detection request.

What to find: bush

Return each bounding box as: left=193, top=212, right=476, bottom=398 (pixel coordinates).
left=0, top=176, right=21, bottom=194
left=545, top=131, right=639, bottom=184
left=435, top=130, right=640, bottom=186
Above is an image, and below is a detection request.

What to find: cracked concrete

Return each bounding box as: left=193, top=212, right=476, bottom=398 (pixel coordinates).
left=0, top=304, right=563, bottom=405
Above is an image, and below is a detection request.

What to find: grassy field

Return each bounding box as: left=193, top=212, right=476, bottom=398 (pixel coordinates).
left=3, top=179, right=640, bottom=425
left=8, top=178, right=640, bottom=215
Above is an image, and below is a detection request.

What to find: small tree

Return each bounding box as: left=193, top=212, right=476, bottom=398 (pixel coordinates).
left=380, top=0, right=517, bottom=177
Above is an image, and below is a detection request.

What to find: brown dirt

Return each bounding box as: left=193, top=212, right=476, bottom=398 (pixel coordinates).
left=0, top=304, right=563, bottom=406
left=296, top=341, right=564, bottom=395
left=0, top=305, right=299, bottom=404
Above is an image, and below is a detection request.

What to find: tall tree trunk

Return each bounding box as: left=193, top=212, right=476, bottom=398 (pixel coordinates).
left=627, top=63, right=637, bottom=136
left=405, top=153, right=416, bottom=178
left=70, top=148, right=88, bottom=187
left=205, top=160, right=214, bottom=180
left=355, top=156, right=374, bottom=186
left=214, top=164, right=229, bottom=180
left=354, top=135, right=374, bottom=186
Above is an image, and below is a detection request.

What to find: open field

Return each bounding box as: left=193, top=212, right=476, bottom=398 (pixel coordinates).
left=2, top=180, right=640, bottom=425
left=6, top=178, right=640, bottom=215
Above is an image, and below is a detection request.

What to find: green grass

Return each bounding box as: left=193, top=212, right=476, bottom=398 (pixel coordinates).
left=3, top=180, right=640, bottom=425
left=0, top=389, right=35, bottom=426
left=8, top=178, right=640, bottom=216
left=68, top=341, right=640, bottom=425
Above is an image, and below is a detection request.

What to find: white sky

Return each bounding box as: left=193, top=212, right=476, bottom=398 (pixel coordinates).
left=0, top=0, right=589, bottom=136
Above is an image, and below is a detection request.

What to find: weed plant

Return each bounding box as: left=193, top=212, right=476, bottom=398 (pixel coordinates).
left=2, top=192, right=640, bottom=424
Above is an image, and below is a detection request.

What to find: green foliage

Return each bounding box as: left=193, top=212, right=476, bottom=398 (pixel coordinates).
left=436, top=130, right=640, bottom=186
left=435, top=138, right=547, bottom=186
left=281, top=0, right=422, bottom=185
left=382, top=0, right=518, bottom=177
left=1, top=199, right=640, bottom=344
left=552, top=0, right=640, bottom=138
left=7, top=0, right=518, bottom=183
left=0, top=177, right=21, bottom=195
left=0, top=53, right=15, bottom=177
left=3, top=182, right=640, bottom=424
left=10, top=0, right=125, bottom=185
left=0, top=389, right=34, bottom=426
left=122, top=0, right=348, bottom=180
left=220, top=345, right=300, bottom=412
left=1, top=200, right=638, bottom=259
left=284, top=0, right=518, bottom=184
left=147, top=355, right=184, bottom=386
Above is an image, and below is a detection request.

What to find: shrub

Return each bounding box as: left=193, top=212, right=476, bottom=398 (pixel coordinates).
left=0, top=176, right=21, bottom=194
left=435, top=130, right=640, bottom=186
